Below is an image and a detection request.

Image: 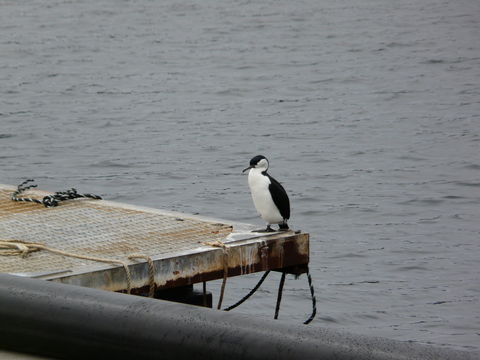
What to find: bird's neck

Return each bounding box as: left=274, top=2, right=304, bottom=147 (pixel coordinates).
left=248, top=168, right=269, bottom=187
left=249, top=167, right=267, bottom=177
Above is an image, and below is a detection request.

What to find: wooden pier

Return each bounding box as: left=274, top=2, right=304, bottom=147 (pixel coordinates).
left=0, top=184, right=309, bottom=300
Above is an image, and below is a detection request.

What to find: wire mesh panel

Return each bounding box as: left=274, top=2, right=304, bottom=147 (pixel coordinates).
left=0, top=186, right=233, bottom=275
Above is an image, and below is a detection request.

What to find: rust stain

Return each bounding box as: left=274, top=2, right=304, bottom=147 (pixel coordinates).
left=154, top=234, right=309, bottom=290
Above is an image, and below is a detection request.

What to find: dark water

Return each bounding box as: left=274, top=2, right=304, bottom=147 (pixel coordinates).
left=1, top=0, right=480, bottom=352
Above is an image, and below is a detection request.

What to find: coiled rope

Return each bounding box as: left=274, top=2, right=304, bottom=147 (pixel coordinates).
left=11, top=179, right=102, bottom=207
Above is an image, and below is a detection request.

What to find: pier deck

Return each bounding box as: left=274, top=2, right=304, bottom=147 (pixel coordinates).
left=0, top=184, right=309, bottom=293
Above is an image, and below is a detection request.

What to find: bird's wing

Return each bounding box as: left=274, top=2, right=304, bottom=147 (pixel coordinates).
left=266, top=174, right=290, bottom=220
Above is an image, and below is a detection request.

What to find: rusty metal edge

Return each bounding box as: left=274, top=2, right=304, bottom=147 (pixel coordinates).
left=46, top=231, right=309, bottom=292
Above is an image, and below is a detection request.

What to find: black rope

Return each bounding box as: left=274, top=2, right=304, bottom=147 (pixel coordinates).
left=223, top=270, right=271, bottom=311
left=224, top=268, right=317, bottom=324
left=303, top=269, right=317, bottom=324
left=202, top=281, right=208, bottom=307
left=274, top=271, right=286, bottom=320
left=11, top=179, right=102, bottom=207
left=10, top=179, right=42, bottom=205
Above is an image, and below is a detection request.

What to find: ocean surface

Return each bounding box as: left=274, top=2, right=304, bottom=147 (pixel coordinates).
left=1, top=0, right=479, bottom=352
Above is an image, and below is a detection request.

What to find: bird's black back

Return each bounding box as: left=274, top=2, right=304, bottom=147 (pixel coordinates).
left=265, top=172, right=290, bottom=220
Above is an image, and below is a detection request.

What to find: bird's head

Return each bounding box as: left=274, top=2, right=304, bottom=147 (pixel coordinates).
left=242, top=155, right=269, bottom=173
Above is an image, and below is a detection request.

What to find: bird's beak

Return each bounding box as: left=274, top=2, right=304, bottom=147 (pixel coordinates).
left=242, top=166, right=252, bottom=173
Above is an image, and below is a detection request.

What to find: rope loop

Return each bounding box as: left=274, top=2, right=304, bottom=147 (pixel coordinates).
left=0, top=240, right=43, bottom=258
left=128, top=254, right=156, bottom=298
left=202, top=240, right=230, bottom=309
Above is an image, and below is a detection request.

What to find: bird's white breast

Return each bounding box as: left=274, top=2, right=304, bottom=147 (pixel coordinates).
left=247, top=169, right=284, bottom=224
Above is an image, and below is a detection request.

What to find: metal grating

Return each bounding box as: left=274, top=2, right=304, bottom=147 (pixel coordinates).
left=0, top=186, right=233, bottom=275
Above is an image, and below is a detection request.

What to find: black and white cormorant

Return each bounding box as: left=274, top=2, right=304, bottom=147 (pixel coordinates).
left=242, top=155, right=290, bottom=232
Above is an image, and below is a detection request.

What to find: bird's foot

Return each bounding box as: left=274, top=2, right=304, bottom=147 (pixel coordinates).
left=253, top=225, right=276, bottom=233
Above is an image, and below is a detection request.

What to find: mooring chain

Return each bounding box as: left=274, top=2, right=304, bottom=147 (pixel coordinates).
left=11, top=179, right=102, bottom=207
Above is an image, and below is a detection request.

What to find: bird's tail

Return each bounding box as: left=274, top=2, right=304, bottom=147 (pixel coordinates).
left=279, top=223, right=289, bottom=230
